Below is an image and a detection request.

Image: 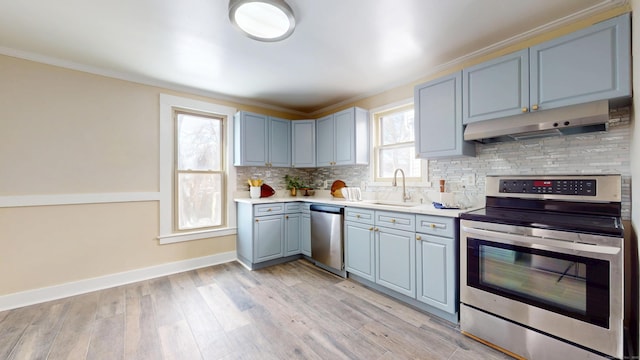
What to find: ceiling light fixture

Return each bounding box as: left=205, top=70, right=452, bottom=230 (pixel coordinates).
left=229, top=0, right=296, bottom=42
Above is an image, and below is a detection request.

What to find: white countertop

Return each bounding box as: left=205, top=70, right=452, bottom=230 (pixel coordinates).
left=234, top=196, right=480, bottom=218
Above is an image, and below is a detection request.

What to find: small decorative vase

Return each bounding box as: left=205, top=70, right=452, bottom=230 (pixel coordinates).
left=250, top=186, right=261, bottom=199
left=290, top=188, right=297, bottom=196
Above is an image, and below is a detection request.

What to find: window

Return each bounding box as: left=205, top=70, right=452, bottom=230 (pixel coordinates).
left=175, top=111, right=224, bottom=231
left=373, top=103, right=423, bottom=183
left=159, top=94, right=237, bottom=244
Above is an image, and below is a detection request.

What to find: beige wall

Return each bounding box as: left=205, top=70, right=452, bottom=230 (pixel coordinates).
left=0, top=55, right=300, bottom=296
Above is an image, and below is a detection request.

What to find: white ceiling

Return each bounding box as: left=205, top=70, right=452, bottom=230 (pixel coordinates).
left=0, top=0, right=625, bottom=115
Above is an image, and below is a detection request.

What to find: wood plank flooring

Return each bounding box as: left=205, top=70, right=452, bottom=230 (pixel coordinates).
left=0, top=259, right=512, bottom=359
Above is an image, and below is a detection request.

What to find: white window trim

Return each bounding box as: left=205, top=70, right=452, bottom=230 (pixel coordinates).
left=158, top=94, right=237, bottom=244
left=369, top=97, right=429, bottom=187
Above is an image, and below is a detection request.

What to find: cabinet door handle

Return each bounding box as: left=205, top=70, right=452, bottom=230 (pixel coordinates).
left=374, top=227, right=379, bottom=232
left=285, top=215, right=289, bottom=219
left=368, top=227, right=374, bottom=231
left=521, top=107, right=528, bottom=113
left=416, top=235, right=422, bottom=241
left=532, top=104, right=539, bottom=111
left=255, top=219, right=259, bottom=223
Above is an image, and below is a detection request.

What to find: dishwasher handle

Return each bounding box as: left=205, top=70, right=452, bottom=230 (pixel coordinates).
left=310, top=204, right=344, bottom=215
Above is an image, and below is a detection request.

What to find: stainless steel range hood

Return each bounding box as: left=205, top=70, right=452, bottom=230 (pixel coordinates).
left=464, top=100, right=609, bottom=143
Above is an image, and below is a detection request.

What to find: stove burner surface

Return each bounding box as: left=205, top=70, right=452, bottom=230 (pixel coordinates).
left=461, top=207, right=623, bottom=237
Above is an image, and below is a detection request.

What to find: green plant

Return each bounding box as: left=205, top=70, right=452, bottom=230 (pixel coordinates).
left=284, top=174, right=303, bottom=190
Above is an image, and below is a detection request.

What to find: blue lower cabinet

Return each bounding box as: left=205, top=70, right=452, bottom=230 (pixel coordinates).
left=344, top=208, right=459, bottom=322
left=301, top=213, right=311, bottom=256
left=284, top=213, right=301, bottom=256
left=375, top=226, right=416, bottom=298
left=254, top=214, right=284, bottom=262
left=416, top=233, right=456, bottom=314
left=345, top=221, right=375, bottom=281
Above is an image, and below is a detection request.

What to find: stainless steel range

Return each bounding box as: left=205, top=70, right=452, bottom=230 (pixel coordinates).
left=460, top=175, right=624, bottom=359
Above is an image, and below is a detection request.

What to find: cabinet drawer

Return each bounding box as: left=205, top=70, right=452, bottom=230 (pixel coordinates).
left=415, top=215, right=455, bottom=238
left=345, top=208, right=375, bottom=225
left=254, top=203, right=284, bottom=216
left=375, top=211, right=415, bottom=232
left=285, top=202, right=303, bottom=213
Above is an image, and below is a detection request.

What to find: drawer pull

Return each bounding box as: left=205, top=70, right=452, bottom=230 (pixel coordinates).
left=428, top=223, right=446, bottom=229
left=416, top=235, right=422, bottom=241
left=285, top=215, right=289, bottom=219
left=267, top=208, right=272, bottom=212
left=369, top=227, right=374, bottom=231
left=356, top=214, right=361, bottom=218
left=391, top=219, right=396, bottom=223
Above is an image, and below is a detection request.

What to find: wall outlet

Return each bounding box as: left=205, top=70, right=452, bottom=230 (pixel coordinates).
left=462, top=174, right=475, bottom=186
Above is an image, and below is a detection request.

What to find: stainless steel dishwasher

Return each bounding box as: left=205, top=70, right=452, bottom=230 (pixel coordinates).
left=310, top=204, right=346, bottom=277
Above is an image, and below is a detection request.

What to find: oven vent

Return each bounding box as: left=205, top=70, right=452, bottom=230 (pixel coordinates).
left=464, top=100, right=609, bottom=144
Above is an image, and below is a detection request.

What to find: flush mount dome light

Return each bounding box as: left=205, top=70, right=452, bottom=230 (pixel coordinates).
left=229, top=0, right=296, bottom=42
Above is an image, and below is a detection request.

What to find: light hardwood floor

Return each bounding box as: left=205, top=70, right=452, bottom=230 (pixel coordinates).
left=0, top=259, right=512, bottom=360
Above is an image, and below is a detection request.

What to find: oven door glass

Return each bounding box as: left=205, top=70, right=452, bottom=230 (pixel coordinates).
left=467, top=238, right=610, bottom=328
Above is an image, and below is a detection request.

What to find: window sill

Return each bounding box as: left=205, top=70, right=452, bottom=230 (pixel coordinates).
left=158, top=227, right=237, bottom=245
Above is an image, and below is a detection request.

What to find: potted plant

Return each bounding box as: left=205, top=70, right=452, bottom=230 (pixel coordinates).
left=284, top=174, right=303, bottom=196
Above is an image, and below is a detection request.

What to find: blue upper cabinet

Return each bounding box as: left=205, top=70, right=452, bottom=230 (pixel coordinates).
left=463, top=49, right=529, bottom=124
left=234, top=111, right=291, bottom=167
left=463, top=13, right=630, bottom=124
left=291, top=120, right=316, bottom=168
left=530, top=13, right=631, bottom=111
left=316, top=107, right=369, bottom=167
left=234, top=111, right=268, bottom=166
left=415, top=72, right=475, bottom=158
left=268, top=117, right=292, bottom=167
left=315, top=114, right=334, bottom=166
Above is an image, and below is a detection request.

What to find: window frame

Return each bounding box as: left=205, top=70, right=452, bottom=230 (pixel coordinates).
left=370, top=98, right=427, bottom=186
left=159, top=94, right=237, bottom=244
left=173, top=109, right=226, bottom=232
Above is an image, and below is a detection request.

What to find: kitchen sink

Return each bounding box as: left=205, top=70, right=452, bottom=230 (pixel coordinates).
left=365, top=200, right=421, bottom=208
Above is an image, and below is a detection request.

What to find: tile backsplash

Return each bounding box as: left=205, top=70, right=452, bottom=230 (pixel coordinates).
left=236, top=107, right=631, bottom=219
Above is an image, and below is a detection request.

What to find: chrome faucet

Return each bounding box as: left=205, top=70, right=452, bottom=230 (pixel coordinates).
left=392, top=168, right=411, bottom=202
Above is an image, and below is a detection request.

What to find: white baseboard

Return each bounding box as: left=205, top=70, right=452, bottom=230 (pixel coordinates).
left=0, top=251, right=237, bottom=311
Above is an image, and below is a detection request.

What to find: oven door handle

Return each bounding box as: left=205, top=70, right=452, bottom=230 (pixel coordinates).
left=461, top=226, right=621, bottom=256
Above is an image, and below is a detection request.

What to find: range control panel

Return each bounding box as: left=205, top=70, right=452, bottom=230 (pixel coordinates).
left=500, top=179, right=596, bottom=196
